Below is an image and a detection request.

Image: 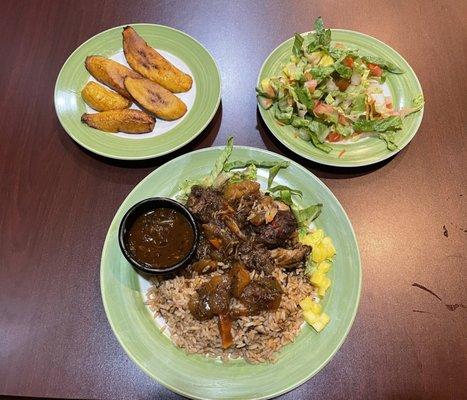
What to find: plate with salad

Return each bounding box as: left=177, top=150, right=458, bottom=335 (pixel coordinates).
left=101, top=138, right=361, bottom=399
left=257, top=17, right=424, bottom=167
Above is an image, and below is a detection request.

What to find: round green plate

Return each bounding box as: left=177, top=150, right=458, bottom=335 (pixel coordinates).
left=54, top=24, right=221, bottom=160
left=258, top=29, right=424, bottom=167
left=100, top=146, right=361, bottom=399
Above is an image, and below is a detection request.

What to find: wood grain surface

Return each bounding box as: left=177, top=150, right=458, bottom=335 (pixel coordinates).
left=0, top=0, right=466, bottom=399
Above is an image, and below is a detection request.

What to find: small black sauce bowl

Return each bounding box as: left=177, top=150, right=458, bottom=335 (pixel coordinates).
left=118, top=197, right=199, bottom=276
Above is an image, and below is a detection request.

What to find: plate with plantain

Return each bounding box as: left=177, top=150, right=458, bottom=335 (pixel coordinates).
left=55, top=24, right=221, bottom=160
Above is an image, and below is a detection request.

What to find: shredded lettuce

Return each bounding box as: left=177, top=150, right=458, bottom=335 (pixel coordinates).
left=228, top=164, right=257, bottom=184
left=293, top=203, right=323, bottom=225
left=178, top=137, right=234, bottom=198
left=361, top=55, right=404, bottom=74
left=274, top=104, right=294, bottom=123
left=269, top=185, right=303, bottom=196
left=400, top=94, right=425, bottom=118
left=293, top=33, right=305, bottom=57
left=334, top=62, right=352, bottom=79
left=267, top=161, right=291, bottom=188
left=378, top=132, right=399, bottom=151
left=275, top=189, right=293, bottom=206
left=309, top=66, right=334, bottom=81
left=201, top=136, right=233, bottom=187
left=309, top=120, right=332, bottom=143
left=353, top=116, right=403, bottom=132
left=224, top=159, right=289, bottom=172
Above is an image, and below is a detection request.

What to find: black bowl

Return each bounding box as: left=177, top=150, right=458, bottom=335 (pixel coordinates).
left=118, top=197, right=199, bottom=275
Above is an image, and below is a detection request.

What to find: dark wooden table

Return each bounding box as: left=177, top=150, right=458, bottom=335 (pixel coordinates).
left=1, top=0, right=466, bottom=399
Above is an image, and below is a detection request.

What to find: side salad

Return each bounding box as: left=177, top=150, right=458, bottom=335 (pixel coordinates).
left=257, top=17, right=424, bottom=152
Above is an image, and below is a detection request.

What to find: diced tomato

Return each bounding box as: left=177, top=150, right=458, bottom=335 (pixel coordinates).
left=327, top=132, right=343, bottom=142
left=343, top=56, right=354, bottom=68
left=304, top=79, right=318, bottom=93
left=209, top=238, right=222, bottom=249
left=385, top=97, right=393, bottom=109
left=367, top=63, right=383, bottom=77
left=338, top=114, right=348, bottom=125
left=313, top=101, right=335, bottom=117
left=334, top=77, right=350, bottom=92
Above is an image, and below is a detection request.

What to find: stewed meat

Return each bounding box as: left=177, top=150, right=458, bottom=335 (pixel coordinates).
left=236, top=240, right=276, bottom=274
left=239, top=277, right=283, bottom=315
left=186, top=186, right=230, bottom=223
left=270, top=244, right=310, bottom=268
left=254, top=210, right=297, bottom=247
left=188, top=275, right=233, bottom=320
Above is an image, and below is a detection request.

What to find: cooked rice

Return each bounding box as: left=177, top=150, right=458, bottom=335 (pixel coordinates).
left=146, top=268, right=313, bottom=363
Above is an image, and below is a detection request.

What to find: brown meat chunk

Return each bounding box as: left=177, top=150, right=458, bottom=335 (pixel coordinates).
left=270, top=244, right=309, bottom=268
left=229, top=262, right=251, bottom=298
left=254, top=210, right=297, bottom=247
left=247, top=195, right=278, bottom=226
left=223, top=180, right=260, bottom=204
left=186, top=186, right=229, bottom=223
left=236, top=240, right=276, bottom=274
left=239, top=277, right=283, bottom=315
left=188, top=275, right=232, bottom=320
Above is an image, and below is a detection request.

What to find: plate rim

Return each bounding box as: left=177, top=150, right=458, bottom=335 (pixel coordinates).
left=54, top=23, right=222, bottom=161
left=257, top=28, right=424, bottom=167
left=100, top=145, right=362, bottom=399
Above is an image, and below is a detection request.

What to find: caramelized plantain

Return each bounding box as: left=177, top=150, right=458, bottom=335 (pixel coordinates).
left=122, top=26, right=193, bottom=93
left=81, top=81, right=131, bottom=111
left=85, top=55, right=141, bottom=98
left=124, top=77, right=187, bottom=120
left=81, top=109, right=155, bottom=133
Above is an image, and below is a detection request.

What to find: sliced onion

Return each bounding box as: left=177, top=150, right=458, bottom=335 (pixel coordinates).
left=351, top=72, right=361, bottom=86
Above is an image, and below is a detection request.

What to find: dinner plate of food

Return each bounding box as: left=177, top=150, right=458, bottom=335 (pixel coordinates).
left=257, top=17, right=424, bottom=167
left=100, top=138, right=361, bottom=399
left=54, top=24, right=221, bottom=160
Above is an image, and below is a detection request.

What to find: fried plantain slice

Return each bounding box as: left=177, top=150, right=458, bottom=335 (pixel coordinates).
left=122, top=26, right=193, bottom=93
left=81, top=109, right=155, bottom=133
left=85, top=55, right=141, bottom=98
left=124, top=76, right=187, bottom=120
left=81, top=81, right=131, bottom=111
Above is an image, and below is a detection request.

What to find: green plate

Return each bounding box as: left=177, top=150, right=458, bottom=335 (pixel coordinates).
left=100, top=146, right=361, bottom=399
left=258, top=29, right=424, bottom=167
left=54, top=24, right=221, bottom=160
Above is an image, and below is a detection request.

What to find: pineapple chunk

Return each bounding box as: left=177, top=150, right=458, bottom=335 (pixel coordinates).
left=299, top=297, right=322, bottom=314
left=318, top=54, right=334, bottom=67
left=310, top=270, right=325, bottom=287
left=309, top=301, right=322, bottom=314
left=318, top=277, right=332, bottom=297
left=299, top=228, right=324, bottom=247
left=311, top=236, right=336, bottom=263
left=303, top=310, right=319, bottom=325
left=317, top=260, right=332, bottom=273
left=299, top=296, right=314, bottom=311
left=311, top=313, right=330, bottom=332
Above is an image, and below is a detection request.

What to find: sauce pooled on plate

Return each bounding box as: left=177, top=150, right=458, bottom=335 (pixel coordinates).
left=126, top=208, right=194, bottom=269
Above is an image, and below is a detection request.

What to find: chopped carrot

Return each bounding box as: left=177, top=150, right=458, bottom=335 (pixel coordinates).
left=209, top=238, right=222, bottom=249
left=338, top=149, right=346, bottom=158
left=218, top=314, right=233, bottom=349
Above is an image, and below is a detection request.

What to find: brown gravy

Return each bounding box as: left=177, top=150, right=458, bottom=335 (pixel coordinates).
left=126, top=208, right=194, bottom=269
